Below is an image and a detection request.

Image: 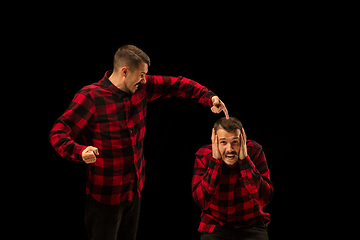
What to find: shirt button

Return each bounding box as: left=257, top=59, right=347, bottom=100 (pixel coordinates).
left=130, top=130, right=133, bottom=134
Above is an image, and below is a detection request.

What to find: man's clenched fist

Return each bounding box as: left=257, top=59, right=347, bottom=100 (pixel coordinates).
left=82, top=146, right=99, bottom=164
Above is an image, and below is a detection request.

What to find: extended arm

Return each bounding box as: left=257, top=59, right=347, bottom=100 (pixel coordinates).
left=145, top=75, right=228, bottom=118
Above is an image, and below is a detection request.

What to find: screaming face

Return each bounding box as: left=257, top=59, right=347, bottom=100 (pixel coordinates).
left=217, top=128, right=241, bottom=165
left=124, top=62, right=148, bottom=94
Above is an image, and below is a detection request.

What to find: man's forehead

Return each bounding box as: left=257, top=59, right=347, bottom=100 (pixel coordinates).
left=141, top=62, right=148, bottom=73
left=217, top=129, right=241, bottom=139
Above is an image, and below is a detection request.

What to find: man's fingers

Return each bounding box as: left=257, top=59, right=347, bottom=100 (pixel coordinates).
left=211, top=96, right=222, bottom=112
left=212, top=128, right=221, bottom=159
left=241, top=127, right=247, bottom=140
left=222, top=105, right=229, bottom=119
left=240, top=128, right=247, bottom=150
left=83, top=152, right=95, bottom=160
left=211, top=106, right=219, bottom=114
left=211, top=104, right=229, bottom=119
left=87, top=146, right=99, bottom=155
left=214, top=134, right=219, bottom=149
left=211, top=97, right=229, bottom=118
left=212, top=128, right=218, bottom=146
left=211, top=128, right=215, bottom=142
left=212, top=96, right=220, bottom=106
left=218, top=99, right=229, bottom=119
left=84, top=152, right=95, bottom=158
left=94, top=147, right=99, bottom=155
left=82, top=146, right=98, bottom=164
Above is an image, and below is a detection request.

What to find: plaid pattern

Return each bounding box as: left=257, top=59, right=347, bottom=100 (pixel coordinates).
left=49, top=71, right=216, bottom=205
left=192, top=140, right=274, bottom=233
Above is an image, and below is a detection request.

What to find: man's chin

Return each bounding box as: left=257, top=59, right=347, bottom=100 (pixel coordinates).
left=222, top=157, right=238, bottom=165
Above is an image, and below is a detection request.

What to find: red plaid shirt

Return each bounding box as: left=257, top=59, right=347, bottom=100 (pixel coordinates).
left=192, top=140, right=274, bottom=233
left=49, top=71, right=216, bottom=205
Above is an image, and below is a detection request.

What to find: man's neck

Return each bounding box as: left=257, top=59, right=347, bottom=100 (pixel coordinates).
left=109, top=72, right=127, bottom=92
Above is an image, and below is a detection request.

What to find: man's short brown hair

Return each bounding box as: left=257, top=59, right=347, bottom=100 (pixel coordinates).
left=214, top=117, right=243, bottom=133
left=113, top=45, right=150, bottom=72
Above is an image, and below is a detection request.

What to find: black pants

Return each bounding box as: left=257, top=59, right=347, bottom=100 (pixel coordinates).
left=200, top=224, right=269, bottom=240
left=84, top=194, right=141, bottom=240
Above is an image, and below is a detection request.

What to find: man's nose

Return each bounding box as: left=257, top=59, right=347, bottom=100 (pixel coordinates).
left=141, top=77, right=146, bottom=84
left=226, top=143, right=234, bottom=152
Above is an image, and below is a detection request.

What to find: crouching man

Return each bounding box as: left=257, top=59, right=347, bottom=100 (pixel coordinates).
left=192, top=117, right=274, bottom=240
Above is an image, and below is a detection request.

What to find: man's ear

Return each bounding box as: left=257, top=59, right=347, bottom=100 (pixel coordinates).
left=120, top=66, right=129, bottom=77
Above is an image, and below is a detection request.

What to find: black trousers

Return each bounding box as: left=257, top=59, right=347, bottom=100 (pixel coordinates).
left=84, top=194, right=141, bottom=240
left=200, top=224, right=269, bottom=240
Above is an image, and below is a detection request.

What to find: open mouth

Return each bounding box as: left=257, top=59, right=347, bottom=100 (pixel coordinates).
left=133, top=82, right=140, bottom=90
left=135, top=82, right=142, bottom=88
left=225, top=154, right=236, bottom=160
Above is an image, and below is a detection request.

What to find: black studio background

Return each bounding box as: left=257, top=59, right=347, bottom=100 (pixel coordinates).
left=29, top=11, right=314, bottom=239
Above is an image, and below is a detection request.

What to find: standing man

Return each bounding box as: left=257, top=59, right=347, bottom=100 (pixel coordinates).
left=49, top=45, right=228, bottom=240
left=192, top=117, right=273, bottom=240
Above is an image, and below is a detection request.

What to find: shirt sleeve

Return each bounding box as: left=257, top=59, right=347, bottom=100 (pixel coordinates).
left=49, top=89, right=95, bottom=162
left=191, top=145, right=222, bottom=210
left=239, top=144, right=274, bottom=207
left=144, top=75, right=216, bottom=106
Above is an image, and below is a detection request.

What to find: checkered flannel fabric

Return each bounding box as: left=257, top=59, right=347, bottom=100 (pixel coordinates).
left=192, top=140, right=274, bottom=233
left=50, top=71, right=215, bottom=205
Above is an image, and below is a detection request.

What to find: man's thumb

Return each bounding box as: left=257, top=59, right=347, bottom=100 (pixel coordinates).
left=89, top=146, right=99, bottom=155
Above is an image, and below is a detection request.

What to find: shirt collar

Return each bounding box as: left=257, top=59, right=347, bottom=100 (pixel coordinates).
left=101, top=71, right=130, bottom=98
left=222, top=160, right=240, bottom=173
